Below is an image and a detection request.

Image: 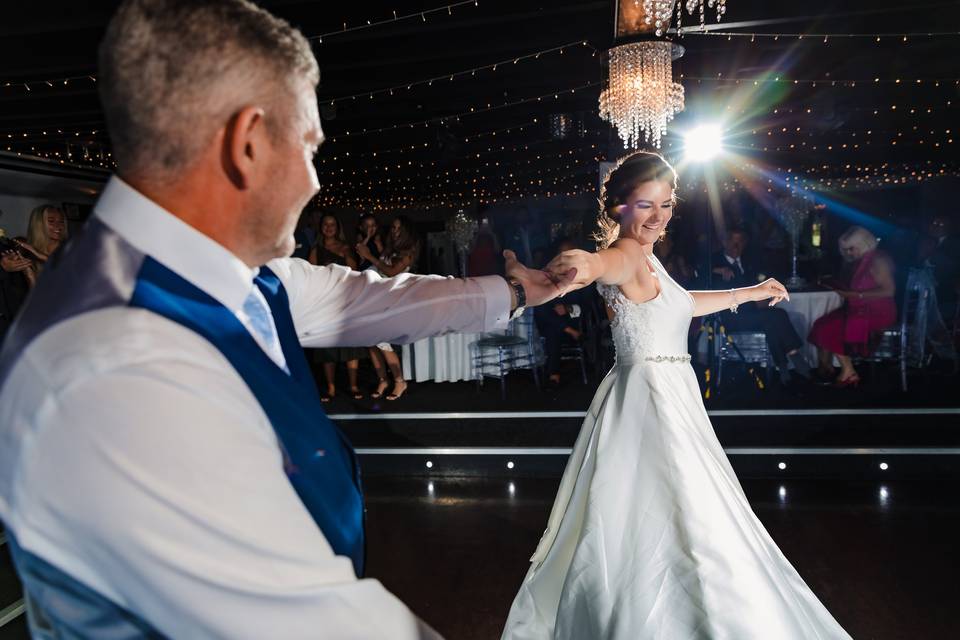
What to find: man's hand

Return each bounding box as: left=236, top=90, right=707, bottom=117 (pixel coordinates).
left=504, top=250, right=575, bottom=307
left=713, top=266, right=735, bottom=282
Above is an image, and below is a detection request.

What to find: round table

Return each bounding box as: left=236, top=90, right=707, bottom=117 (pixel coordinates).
left=778, top=290, right=844, bottom=365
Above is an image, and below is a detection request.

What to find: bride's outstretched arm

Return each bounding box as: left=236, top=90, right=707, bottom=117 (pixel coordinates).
left=544, top=239, right=644, bottom=292
left=688, top=279, right=789, bottom=317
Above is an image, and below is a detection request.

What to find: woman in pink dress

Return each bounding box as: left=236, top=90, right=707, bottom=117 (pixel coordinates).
left=809, top=226, right=897, bottom=387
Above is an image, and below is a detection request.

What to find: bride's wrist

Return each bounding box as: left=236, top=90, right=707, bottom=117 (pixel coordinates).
left=589, top=252, right=604, bottom=281
left=738, top=285, right=759, bottom=303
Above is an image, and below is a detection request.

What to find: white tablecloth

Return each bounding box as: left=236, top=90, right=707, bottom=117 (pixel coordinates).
left=401, top=331, right=483, bottom=383
left=778, top=290, right=844, bottom=365
left=400, top=313, right=535, bottom=383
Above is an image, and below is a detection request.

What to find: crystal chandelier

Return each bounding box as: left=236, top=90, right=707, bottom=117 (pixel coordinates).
left=600, top=0, right=730, bottom=148
left=599, top=41, right=684, bottom=148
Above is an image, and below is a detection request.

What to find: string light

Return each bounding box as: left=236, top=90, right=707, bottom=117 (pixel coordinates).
left=308, top=0, right=479, bottom=43
left=2, top=73, right=98, bottom=94
left=317, top=145, right=600, bottom=180
left=320, top=130, right=601, bottom=166
left=326, top=81, right=601, bottom=140
left=314, top=177, right=596, bottom=212
left=322, top=41, right=593, bottom=105
left=317, top=121, right=540, bottom=161
left=679, top=75, right=960, bottom=87
left=673, top=30, right=960, bottom=40
left=677, top=161, right=960, bottom=195
left=0, top=148, right=114, bottom=171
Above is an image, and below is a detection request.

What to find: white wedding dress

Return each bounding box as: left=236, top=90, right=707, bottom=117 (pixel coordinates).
left=502, top=254, right=852, bottom=640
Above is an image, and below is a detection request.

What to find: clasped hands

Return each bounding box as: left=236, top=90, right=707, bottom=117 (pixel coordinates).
left=502, top=250, right=577, bottom=308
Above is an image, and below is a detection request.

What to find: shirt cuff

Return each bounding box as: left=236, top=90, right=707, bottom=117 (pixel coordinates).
left=474, top=276, right=511, bottom=331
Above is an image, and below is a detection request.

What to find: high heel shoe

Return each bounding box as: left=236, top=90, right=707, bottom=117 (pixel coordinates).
left=833, top=373, right=860, bottom=388
left=386, top=382, right=408, bottom=401
left=370, top=379, right=389, bottom=399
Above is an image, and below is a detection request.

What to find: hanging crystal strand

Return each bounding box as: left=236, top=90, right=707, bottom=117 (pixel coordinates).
left=680, top=0, right=725, bottom=28
left=600, top=41, right=684, bottom=148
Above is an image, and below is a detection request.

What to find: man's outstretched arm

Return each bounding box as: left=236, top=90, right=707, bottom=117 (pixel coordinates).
left=273, top=251, right=572, bottom=349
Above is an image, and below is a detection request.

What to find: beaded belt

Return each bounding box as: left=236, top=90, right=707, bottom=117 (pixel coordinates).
left=617, top=353, right=691, bottom=365
left=645, top=354, right=692, bottom=363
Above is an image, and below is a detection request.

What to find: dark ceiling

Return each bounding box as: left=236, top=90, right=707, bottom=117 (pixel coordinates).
left=1, top=0, right=958, bottom=210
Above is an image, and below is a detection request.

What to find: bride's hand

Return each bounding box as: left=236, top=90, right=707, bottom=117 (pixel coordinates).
left=749, top=278, right=789, bottom=306
left=544, top=250, right=601, bottom=292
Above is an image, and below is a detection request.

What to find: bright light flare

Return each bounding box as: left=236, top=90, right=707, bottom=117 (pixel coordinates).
left=684, top=124, right=723, bottom=162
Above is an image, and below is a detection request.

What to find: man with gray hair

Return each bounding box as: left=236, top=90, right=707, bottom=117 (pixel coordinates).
left=0, top=1, right=572, bottom=638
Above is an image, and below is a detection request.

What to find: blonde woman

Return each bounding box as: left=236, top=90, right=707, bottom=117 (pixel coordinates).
left=502, top=152, right=851, bottom=639
left=810, top=225, right=897, bottom=386
left=26, top=205, right=68, bottom=260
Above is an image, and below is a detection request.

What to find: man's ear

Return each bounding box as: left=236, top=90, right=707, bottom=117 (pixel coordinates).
left=221, top=105, right=267, bottom=189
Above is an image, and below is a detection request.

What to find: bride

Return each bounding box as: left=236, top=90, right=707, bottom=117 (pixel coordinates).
left=501, top=152, right=852, bottom=639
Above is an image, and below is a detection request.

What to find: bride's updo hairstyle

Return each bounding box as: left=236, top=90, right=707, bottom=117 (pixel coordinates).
left=595, top=151, right=677, bottom=249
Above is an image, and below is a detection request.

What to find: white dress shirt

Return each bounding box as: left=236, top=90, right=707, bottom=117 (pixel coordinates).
left=724, top=253, right=744, bottom=275
left=0, top=177, right=510, bottom=639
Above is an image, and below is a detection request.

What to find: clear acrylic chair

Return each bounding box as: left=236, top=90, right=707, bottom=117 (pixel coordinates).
left=471, top=308, right=543, bottom=399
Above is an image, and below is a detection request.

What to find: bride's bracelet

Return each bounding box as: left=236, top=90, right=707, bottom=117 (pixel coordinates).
left=728, top=289, right=739, bottom=314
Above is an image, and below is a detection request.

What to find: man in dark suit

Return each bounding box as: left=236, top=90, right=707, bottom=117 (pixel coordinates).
left=711, top=228, right=810, bottom=384
left=918, top=215, right=960, bottom=323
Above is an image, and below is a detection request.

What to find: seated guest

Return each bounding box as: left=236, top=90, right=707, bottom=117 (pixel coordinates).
left=810, top=226, right=897, bottom=387
left=535, top=239, right=596, bottom=387
left=308, top=214, right=366, bottom=401
left=711, top=228, right=810, bottom=384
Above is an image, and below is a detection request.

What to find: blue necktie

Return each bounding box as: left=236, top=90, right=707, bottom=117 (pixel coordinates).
left=242, top=290, right=286, bottom=370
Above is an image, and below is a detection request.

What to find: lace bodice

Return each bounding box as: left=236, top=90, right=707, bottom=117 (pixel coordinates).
left=597, top=255, right=695, bottom=362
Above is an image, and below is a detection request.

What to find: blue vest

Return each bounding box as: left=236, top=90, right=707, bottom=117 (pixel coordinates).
left=1, top=219, right=367, bottom=636
left=129, top=257, right=366, bottom=575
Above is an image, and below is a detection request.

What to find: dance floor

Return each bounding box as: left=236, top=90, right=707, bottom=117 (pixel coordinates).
left=1, top=476, right=958, bottom=638
left=365, top=477, right=959, bottom=639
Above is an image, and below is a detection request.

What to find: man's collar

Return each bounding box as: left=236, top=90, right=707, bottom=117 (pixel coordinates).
left=94, top=176, right=259, bottom=312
